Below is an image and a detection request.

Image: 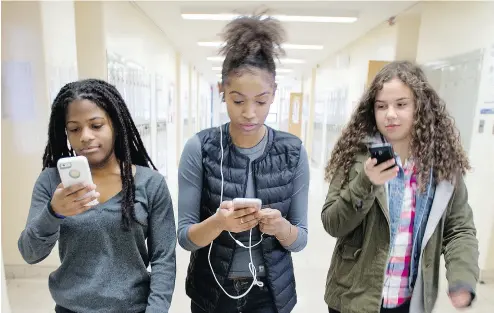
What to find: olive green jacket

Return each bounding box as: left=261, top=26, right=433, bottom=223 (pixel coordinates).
left=321, top=153, right=479, bottom=313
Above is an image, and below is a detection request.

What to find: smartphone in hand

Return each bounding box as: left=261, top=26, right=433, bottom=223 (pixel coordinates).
left=232, top=198, right=262, bottom=211
left=368, top=143, right=397, bottom=170
left=57, top=156, right=99, bottom=206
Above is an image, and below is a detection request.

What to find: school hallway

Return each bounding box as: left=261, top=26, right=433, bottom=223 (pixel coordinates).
left=3, top=1, right=494, bottom=313
left=5, top=167, right=494, bottom=313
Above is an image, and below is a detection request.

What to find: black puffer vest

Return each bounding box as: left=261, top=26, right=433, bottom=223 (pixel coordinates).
left=185, top=123, right=302, bottom=313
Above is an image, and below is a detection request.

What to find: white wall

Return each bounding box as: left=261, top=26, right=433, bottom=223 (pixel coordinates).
left=1, top=1, right=77, bottom=269
left=103, top=2, right=176, bottom=77
left=416, top=1, right=494, bottom=64
left=40, top=1, right=79, bottom=102
left=103, top=1, right=178, bottom=175
left=415, top=1, right=494, bottom=274
left=2, top=253, right=11, bottom=313
left=318, top=20, right=398, bottom=108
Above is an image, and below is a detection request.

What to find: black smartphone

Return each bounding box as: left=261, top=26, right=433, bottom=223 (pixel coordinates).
left=368, top=143, right=396, bottom=170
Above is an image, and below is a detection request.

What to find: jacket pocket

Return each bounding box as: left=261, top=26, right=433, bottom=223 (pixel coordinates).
left=333, top=244, right=362, bottom=288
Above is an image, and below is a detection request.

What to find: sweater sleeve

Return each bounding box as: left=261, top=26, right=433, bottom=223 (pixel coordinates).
left=283, top=145, right=310, bottom=252
left=18, top=169, right=63, bottom=264
left=145, top=176, right=177, bottom=313
left=177, top=135, right=204, bottom=252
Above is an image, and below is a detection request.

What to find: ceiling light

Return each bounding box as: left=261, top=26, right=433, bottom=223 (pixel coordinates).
left=282, top=44, right=323, bottom=50
left=182, top=13, right=357, bottom=23
left=207, top=56, right=225, bottom=62
left=212, top=67, right=293, bottom=73
left=198, top=42, right=224, bottom=48
left=279, top=58, right=306, bottom=64
left=199, top=42, right=323, bottom=50
left=207, top=56, right=305, bottom=64
left=276, top=15, right=356, bottom=23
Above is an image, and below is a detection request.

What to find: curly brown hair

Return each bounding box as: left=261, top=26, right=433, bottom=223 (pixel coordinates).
left=219, top=12, right=286, bottom=82
left=325, top=60, right=470, bottom=190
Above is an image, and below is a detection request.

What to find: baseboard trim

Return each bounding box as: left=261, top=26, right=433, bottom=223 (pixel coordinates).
left=5, top=264, right=57, bottom=280
left=480, top=269, right=494, bottom=284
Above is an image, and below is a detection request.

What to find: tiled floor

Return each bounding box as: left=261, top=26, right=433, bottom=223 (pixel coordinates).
left=5, top=169, right=494, bottom=313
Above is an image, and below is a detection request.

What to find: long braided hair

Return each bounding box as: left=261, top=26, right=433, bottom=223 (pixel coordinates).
left=42, top=78, right=156, bottom=230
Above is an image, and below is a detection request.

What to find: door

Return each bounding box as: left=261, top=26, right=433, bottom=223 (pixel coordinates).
left=367, top=60, right=391, bottom=87
left=288, top=92, right=303, bottom=138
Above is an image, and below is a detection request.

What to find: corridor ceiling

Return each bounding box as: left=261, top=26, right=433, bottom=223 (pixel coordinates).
left=134, top=1, right=418, bottom=85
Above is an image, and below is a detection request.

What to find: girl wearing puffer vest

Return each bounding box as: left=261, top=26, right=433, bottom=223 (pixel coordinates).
left=177, top=13, right=310, bottom=313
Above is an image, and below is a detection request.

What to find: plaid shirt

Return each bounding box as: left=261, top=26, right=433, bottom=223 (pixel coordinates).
left=382, top=160, right=417, bottom=308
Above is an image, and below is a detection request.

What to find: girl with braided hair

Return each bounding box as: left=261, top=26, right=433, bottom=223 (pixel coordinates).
left=321, top=61, right=479, bottom=313
left=177, top=14, right=309, bottom=313
left=18, top=79, right=177, bottom=313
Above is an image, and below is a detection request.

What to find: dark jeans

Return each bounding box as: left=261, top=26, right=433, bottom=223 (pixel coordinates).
left=329, top=300, right=410, bottom=313
left=55, top=305, right=145, bottom=313
left=191, top=278, right=276, bottom=313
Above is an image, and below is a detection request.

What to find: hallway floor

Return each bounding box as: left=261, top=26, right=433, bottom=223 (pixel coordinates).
left=6, top=169, right=494, bottom=313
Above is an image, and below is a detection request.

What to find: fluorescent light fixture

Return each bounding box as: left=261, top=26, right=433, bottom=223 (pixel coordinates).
left=282, top=44, right=323, bottom=50
left=276, top=69, right=293, bottom=73
left=212, top=67, right=293, bottom=73
left=199, top=42, right=323, bottom=50
left=276, top=15, right=356, bottom=23
left=198, top=42, right=224, bottom=48
left=207, top=56, right=225, bottom=62
left=182, top=13, right=357, bottom=23
left=280, top=58, right=306, bottom=64
left=207, top=56, right=305, bottom=64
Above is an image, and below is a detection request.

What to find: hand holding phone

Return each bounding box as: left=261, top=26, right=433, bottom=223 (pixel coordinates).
left=50, top=183, right=100, bottom=217
left=365, top=144, right=399, bottom=185
left=364, top=157, right=398, bottom=186
left=232, top=198, right=262, bottom=211
left=215, top=199, right=261, bottom=233
left=53, top=156, right=100, bottom=217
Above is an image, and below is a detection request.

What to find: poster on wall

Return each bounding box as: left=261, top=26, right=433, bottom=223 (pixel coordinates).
left=1, top=61, right=35, bottom=121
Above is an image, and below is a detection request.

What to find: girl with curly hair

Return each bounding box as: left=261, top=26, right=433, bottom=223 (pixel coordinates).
left=177, top=13, right=309, bottom=313
left=321, top=61, right=479, bottom=313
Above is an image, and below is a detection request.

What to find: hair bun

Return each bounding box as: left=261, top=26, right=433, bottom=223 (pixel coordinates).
left=219, top=14, right=286, bottom=63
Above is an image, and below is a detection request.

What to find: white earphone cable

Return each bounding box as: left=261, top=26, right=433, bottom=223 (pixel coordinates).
left=207, top=121, right=264, bottom=299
